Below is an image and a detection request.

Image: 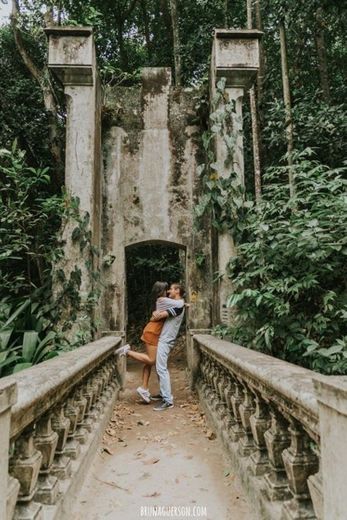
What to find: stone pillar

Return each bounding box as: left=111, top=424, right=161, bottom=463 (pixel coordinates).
left=45, top=27, right=102, bottom=340
left=0, top=380, right=17, bottom=519
left=210, top=29, right=262, bottom=324
left=313, top=375, right=347, bottom=520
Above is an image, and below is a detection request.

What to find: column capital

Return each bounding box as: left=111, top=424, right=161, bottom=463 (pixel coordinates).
left=211, top=28, right=263, bottom=89
left=45, top=26, right=95, bottom=86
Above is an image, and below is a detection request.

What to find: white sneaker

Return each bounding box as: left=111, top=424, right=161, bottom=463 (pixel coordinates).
left=136, top=386, right=151, bottom=404
left=115, top=344, right=130, bottom=356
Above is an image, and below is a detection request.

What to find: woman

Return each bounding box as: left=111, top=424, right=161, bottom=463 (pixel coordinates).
left=115, top=281, right=184, bottom=403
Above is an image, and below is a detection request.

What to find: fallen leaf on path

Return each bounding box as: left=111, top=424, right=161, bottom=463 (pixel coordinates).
left=143, top=457, right=160, bottom=465
left=206, top=430, right=216, bottom=440
left=143, top=491, right=161, bottom=497
left=103, top=447, right=114, bottom=455
left=94, top=476, right=130, bottom=493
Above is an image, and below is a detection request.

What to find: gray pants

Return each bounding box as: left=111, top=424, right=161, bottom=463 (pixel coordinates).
left=156, top=339, right=174, bottom=404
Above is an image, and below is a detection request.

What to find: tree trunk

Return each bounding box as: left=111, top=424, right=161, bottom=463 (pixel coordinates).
left=315, top=7, right=330, bottom=103
left=247, top=0, right=262, bottom=202
left=254, top=0, right=265, bottom=107
left=141, top=0, right=152, bottom=58
left=11, top=0, right=63, bottom=183
left=168, top=0, right=182, bottom=86
left=279, top=21, right=295, bottom=197
left=223, top=0, right=228, bottom=27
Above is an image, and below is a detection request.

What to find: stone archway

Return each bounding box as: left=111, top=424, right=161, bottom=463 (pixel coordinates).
left=124, top=240, right=187, bottom=345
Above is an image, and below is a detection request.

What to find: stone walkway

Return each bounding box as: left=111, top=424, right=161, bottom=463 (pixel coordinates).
left=72, top=356, right=251, bottom=520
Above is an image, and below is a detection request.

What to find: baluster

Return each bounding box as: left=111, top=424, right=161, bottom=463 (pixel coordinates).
left=101, top=364, right=112, bottom=400
left=64, top=394, right=81, bottom=460
left=210, top=361, right=220, bottom=412
left=9, top=425, right=43, bottom=519
left=264, top=406, right=291, bottom=501
left=205, top=356, right=214, bottom=398
left=74, top=386, right=88, bottom=444
left=7, top=474, right=20, bottom=520
left=307, top=446, right=323, bottom=520
left=249, top=390, right=271, bottom=475
left=199, top=354, right=209, bottom=395
left=238, top=381, right=256, bottom=456
left=224, top=376, right=236, bottom=431
left=281, top=420, right=318, bottom=519
left=82, top=378, right=95, bottom=431
left=230, top=377, right=245, bottom=442
left=34, top=413, right=59, bottom=505
left=51, top=404, right=72, bottom=479
left=107, top=359, right=117, bottom=391
left=90, top=373, right=102, bottom=416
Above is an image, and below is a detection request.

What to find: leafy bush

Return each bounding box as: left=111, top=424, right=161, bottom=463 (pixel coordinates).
left=0, top=296, right=62, bottom=377
left=0, top=143, right=63, bottom=297
left=223, top=152, right=347, bottom=374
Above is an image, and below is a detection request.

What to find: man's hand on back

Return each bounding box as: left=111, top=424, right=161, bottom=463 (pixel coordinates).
left=151, top=310, right=169, bottom=321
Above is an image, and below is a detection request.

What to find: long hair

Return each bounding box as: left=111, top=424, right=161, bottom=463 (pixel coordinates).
left=150, top=281, right=168, bottom=313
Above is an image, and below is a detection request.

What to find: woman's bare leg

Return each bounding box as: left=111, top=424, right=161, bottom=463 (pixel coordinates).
left=127, top=343, right=157, bottom=366
left=142, top=364, right=152, bottom=390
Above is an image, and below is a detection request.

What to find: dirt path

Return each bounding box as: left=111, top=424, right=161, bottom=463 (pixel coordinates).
left=72, top=357, right=251, bottom=520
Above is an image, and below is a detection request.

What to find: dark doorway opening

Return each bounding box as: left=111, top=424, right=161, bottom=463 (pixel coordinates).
left=125, top=242, right=186, bottom=348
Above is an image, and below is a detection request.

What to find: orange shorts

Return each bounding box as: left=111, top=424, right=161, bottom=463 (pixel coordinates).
left=141, top=320, right=165, bottom=347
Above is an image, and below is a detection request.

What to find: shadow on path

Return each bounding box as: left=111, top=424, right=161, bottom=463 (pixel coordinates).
left=72, top=356, right=251, bottom=520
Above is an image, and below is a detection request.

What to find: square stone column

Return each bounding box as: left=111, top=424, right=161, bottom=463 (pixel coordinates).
left=0, top=380, right=17, bottom=518
left=45, top=27, right=102, bottom=340
left=313, top=375, right=347, bottom=520
left=210, top=29, right=262, bottom=324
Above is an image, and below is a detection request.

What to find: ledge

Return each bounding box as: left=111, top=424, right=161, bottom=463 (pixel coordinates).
left=313, top=375, right=347, bottom=416
left=213, top=28, right=263, bottom=40
left=0, top=380, right=17, bottom=414
left=44, top=26, right=93, bottom=37
left=1, top=336, right=121, bottom=439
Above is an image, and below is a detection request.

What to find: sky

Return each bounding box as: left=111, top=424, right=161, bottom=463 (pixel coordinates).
left=0, top=0, right=11, bottom=26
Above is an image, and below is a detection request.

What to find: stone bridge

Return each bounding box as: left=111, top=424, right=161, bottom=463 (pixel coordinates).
left=1, top=27, right=346, bottom=520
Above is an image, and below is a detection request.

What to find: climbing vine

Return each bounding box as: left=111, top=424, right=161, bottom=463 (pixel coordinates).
left=51, top=194, right=102, bottom=347
left=195, top=78, right=253, bottom=242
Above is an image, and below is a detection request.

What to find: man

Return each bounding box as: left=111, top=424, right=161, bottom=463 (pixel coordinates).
left=152, top=283, right=186, bottom=411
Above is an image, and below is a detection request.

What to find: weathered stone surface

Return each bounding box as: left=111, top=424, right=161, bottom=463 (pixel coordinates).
left=193, top=335, right=319, bottom=439
left=212, top=29, right=263, bottom=88
left=313, top=375, right=347, bottom=520
left=1, top=336, right=121, bottom=439
left=10, top=428, right=42, bottom=501
left=0, top=380, right=17, bottom=520
left=7, top=476, right=20, bottom=520
left=100, top=68, right=213, bottom=333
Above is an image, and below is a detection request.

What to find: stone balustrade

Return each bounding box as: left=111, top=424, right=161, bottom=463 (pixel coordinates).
left=0, top=336, right=123, bottom=520
left=188, top=334, right=346, bottom=520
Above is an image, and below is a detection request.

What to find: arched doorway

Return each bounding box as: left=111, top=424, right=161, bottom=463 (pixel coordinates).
left=125, top=240, right=186, bottom=348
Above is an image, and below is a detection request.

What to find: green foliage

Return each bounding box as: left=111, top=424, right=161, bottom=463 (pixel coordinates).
left=195, top=78, right=253, bottom=238
left=263, top=96, right=347, bottom=168
left=0, top=296, right=62, bottom=377
left=0, top=143, right=64, bottom=297
left=222, top=153, right=347, bottom=374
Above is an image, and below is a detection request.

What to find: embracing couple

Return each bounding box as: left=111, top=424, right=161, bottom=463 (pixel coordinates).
left=115, top=281, right=186, bottom=411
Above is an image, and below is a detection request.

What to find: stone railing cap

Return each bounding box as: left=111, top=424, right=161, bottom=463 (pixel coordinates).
left=313, top=375, right=347, bottom=416
left=193, top=334, right=319, bottom=437
left=1, top=336, right=121, bottom=439
left=0, top=379, right=17, bottom=413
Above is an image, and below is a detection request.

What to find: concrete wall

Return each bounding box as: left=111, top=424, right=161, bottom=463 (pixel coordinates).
left=100, top=68, right=212, bottom=334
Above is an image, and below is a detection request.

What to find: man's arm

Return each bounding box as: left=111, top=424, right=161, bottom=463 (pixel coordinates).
left=151, top=306, right=184, bottom=321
